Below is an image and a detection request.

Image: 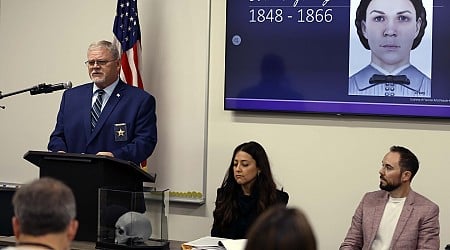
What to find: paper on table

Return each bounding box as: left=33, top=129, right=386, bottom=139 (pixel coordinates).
left=183, top=236, right=247, bottom=250
left=183, top=236, right=226, bottom=249
left=218, top=239, right=247, bottom=250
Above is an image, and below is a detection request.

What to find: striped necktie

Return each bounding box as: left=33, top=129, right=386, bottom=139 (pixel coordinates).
left=91, top=89, right=105, bottom=131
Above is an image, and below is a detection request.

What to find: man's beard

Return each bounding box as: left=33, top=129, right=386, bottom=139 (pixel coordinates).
left=379, top=180, right=401, bottom=192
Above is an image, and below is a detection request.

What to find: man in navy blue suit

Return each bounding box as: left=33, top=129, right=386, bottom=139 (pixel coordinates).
left=48, top=40, right=157, bottom=165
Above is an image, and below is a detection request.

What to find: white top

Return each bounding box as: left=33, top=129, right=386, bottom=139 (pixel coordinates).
left=371, top=196, right=406, bottom=250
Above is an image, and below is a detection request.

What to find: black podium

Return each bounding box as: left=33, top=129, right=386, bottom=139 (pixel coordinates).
left=0, top=184, right=19, bottom=236
left=23, top=151, right=155, bottom=242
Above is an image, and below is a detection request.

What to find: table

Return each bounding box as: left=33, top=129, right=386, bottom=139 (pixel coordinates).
left=0, top=236, right=183, bottom=250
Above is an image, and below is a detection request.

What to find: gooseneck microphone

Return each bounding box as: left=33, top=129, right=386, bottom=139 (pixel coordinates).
left=30, top=81, right=72, bottom=95
left=0, top=81, right=73, bottom=100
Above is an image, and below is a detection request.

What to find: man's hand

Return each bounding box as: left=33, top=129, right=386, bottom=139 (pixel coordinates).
left=96, top=152, right=114, bottom=157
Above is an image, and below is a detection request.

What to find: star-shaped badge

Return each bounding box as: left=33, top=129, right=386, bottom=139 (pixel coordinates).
left=116, top=128, right=125, bottom=137
left=114, top=123, right=127, bottom=141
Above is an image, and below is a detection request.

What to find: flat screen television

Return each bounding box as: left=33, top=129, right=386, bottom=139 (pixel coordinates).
left=224, top=0, right=450, bottom=118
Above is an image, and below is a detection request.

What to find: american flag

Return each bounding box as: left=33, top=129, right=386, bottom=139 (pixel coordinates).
left=113, top=0, right=143, bottom=89
left=113, top=0, right=147, bottom=169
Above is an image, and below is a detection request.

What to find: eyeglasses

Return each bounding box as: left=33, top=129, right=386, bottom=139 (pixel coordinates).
left=84, top=59, right=116, bottom=67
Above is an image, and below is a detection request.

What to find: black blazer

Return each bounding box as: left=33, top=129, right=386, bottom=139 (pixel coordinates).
left=211, top=188, right=289, bottom=239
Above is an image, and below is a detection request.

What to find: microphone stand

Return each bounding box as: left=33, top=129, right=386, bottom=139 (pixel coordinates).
left=0, top=85, right=44, bottom=100
left=0, top=85, right=44, bottom=110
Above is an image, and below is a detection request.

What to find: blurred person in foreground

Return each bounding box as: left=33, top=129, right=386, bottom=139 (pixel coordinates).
left=245, top=205, right=316, bottom=250
left=4, top=177, right=78, bottom=250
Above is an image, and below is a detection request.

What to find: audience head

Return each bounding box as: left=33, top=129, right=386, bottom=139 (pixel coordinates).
left=213, top=141, right=281, bottom=233
left=12, top=177, right=78, bottom=247
left=379, top=145, right=419, bottom=193
left=389, top=145, right=419, bottom=181
left=245, top=205, right=317, bottom=250
left=223, top=141, right=276, bottom=194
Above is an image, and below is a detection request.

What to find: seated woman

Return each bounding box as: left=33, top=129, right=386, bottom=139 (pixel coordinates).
left=245, top=205, right=317, bottom=250
left=211, top=141, right=289, bottom=239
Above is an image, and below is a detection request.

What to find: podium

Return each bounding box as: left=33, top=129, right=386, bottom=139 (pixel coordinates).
left=0, top=183, right=19, bottom=236
left=24, top=151, right=155, bottom=242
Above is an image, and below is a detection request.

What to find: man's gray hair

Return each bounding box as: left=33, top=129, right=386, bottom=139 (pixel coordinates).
left=87, top=40, right=120, bottom=60
left=13, top=177, right=76, bottom=236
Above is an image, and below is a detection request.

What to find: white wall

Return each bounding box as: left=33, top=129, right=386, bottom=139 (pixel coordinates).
left=1, top=0, right=449, bottom=249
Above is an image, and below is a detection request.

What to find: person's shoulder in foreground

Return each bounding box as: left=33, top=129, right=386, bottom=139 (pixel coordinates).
left=6, top=177, right=78, bottom=250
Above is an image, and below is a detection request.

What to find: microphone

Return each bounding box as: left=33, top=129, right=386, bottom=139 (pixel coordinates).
left=30, top=81, right=72, bottom=95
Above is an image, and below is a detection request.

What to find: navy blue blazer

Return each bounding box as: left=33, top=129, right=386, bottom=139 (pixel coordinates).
left=48, top=80, right=157, bottom=165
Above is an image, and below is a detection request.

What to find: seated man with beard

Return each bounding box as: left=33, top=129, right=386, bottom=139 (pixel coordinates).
left=340, top=146, right=439, bottom=249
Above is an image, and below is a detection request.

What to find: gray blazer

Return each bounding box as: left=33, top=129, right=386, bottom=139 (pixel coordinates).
left=340, top=189, right=440, bottom=250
